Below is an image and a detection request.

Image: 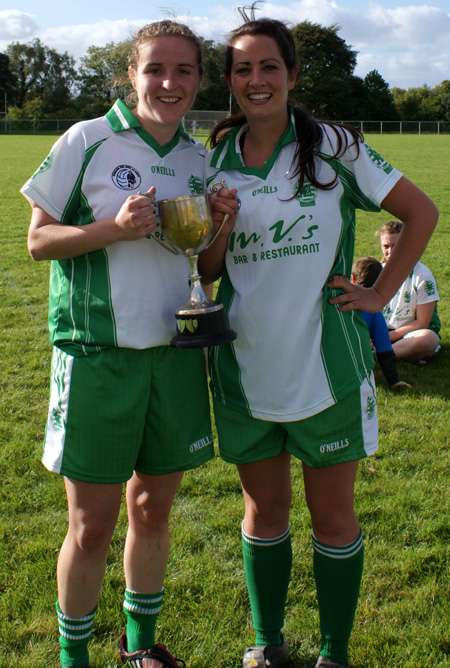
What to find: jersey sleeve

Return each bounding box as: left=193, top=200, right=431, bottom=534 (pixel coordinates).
left=321, top=127, right=403, bottom=211
left=415, top=263, right=440, bottom=305
left=20, top=123, right=88, bottom=222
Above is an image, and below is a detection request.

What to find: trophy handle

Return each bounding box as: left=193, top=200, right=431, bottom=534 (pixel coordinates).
left=206, top=179, right=232, bottom=249
left=138, top=191, right=179, bottom=255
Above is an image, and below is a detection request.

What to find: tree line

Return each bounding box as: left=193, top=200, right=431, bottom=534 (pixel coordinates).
left=1, top=21, right=449, bottom=122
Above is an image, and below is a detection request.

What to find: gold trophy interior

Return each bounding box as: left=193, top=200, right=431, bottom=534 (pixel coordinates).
left=140, top=182, right=237, bottom=348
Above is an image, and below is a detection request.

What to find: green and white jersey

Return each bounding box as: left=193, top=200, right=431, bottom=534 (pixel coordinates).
left=21, top=99, right=206, bottom=356
left=383, top=261, right=441, bottom=335
left=205, top=112, right=403, bottom=421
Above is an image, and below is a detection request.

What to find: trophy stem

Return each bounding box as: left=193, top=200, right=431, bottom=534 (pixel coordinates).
left=187, top=254, right=216, bottom=309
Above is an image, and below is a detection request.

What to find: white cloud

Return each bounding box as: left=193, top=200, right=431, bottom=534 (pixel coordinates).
left=0, top=10, right=40, bottom=43
left=1, top=3, right=449, bottom=88
left=39, top=19, right=141, bottom=61
left=351, top=3, right=450, bottom=50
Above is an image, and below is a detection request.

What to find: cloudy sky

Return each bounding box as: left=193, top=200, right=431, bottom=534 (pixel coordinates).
left=1, top=0, right=449, bottom=90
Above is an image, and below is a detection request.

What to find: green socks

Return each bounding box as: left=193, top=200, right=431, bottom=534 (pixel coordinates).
left=313, top=530, right=364, bottom=665
left=123, top=588, right=164, bottom=653
left=56, top=588, right=164, bottom=665
left=57, top=601, right=96, bottom=667
left=242, top=523, right=292, bottom=646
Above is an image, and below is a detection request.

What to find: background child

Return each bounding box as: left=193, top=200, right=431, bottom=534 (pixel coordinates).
left=351, top=256, right=412, bottom=389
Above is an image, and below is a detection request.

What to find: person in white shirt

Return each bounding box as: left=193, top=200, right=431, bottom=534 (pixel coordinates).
left=378, top=220, right=441, bottom=363
left=21, top=20, right=237, bottom=668
left=199, top=6, right=438, bottom=668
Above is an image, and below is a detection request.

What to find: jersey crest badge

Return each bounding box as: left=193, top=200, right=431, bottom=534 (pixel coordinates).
left=293, top=181, right=317, bottom=207
left=188, top=174, right=203, bottom=194
left=364, top=144, right=393, bottom=174
left=366, top=394, right=376, bottom=420
left=111, top=165, right=142, bottom=190
left=31, top=153, right=53, bottom=179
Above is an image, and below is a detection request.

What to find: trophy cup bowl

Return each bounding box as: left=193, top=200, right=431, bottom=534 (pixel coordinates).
left=143, top=187, right=237, bottom=348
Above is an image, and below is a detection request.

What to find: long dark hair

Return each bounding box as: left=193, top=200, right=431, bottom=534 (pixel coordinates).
left=210, top=4, right=363, bottom=195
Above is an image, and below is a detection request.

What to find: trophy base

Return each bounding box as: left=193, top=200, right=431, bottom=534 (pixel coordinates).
left=170, top=303, right=237, bottom=348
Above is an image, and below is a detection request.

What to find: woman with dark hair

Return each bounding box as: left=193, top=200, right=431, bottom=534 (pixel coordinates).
left=200, top=6, right=438, bottom=668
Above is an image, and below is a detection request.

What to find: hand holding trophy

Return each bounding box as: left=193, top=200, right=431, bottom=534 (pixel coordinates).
left=140, top=180, right=237, bottom=348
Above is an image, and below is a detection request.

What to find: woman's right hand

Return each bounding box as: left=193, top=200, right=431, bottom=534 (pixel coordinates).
left=115, top=188, right=157, bottom=240
left=28, top=189, right=158, bottom=261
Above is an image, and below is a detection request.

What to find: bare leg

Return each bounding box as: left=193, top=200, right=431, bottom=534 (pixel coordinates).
left=57, top=478, right=123, bottom=617
left=124, top=470, right=184, bottom=592
left=238, top=451, right=292, bottom=537
left=392, top=329, right=439, bottom=363
left=303, top=460, right=360, bottom=544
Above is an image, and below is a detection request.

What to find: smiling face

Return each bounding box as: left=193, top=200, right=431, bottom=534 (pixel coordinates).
left=380, top=232, right=400, bottom=262
left=129, top=35, right=202, bottom=144
left=225, top=34, right=297, bottom=126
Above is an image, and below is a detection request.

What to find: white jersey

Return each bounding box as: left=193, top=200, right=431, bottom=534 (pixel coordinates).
left=21, top=99, right=206, bottom=355
left=383, top=261, right=441, bottom=334
left=205, top=112, right=403, bottom=421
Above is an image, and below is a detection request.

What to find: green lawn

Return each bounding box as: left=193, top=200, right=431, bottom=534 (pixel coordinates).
left=0, top=133, right=449, bottom=668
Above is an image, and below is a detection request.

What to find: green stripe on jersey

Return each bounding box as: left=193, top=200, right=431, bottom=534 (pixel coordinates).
left=49, top=140, right=117, bottom=355
left=209, top=267, right=250, bottom=414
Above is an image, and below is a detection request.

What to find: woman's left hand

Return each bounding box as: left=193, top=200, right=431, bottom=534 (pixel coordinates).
left=210, top=187, right=239, bottom=237
left=327, top=275, right=385, bottom=313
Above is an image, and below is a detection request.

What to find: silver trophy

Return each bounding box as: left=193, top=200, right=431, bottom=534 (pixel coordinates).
left=140, top=180, right=237, bottom=348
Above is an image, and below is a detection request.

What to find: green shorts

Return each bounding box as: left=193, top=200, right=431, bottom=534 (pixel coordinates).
left=43, top=346, right=213, bottom=483
left=213, top=375, right=378, bottom=468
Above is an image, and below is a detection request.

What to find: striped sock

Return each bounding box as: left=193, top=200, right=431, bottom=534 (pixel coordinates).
left=123, top=588, right=164, bottom=653
left=242, top=522, right=292, bottom=646
left=56, top=600, right=96, bottom=667
left=312, top=530, right=364, bottom=665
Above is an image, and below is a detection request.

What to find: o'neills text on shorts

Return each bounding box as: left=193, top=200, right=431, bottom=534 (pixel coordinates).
left=189, top=434, right=213, bottom=453
left=320, top=438, right=349, bottom=454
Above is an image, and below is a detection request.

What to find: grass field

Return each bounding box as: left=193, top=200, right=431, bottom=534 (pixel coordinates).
left=0, top=133, right=449, bottom=668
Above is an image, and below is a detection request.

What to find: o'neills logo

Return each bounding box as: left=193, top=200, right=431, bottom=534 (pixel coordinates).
left=189, top=434, right=213, bottom=453
left=151, top=165, right=175, bottom=176
left=320, top=438, right=349, bottom=454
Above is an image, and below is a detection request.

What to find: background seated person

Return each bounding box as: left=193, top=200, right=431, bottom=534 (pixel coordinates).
left=377, top=220, right=441, bottom=364
left=352, top=256, right=411, bottom=388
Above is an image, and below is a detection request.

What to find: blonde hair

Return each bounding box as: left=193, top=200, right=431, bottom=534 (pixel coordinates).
left=375, top=220, right=403, bottom=238
left=127, top=20, right=203, bottom=75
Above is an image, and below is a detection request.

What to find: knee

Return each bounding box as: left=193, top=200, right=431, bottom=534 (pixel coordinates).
left=130, top=493, right=172, bottom=532
left=245, top=497, right=291, bottom=535
left=71, top=521, right=113, bottom=555
left=311, top=513, right=360, bottom=546
left=399, top=329, right=439, bottom=361
left=420, top=330, right=439, bottom=358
